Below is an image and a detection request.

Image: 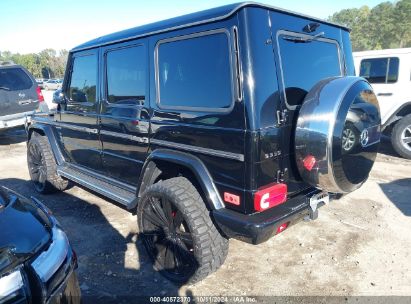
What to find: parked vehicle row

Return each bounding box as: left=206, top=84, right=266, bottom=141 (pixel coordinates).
left=36, top=79, right=63, bottom=91
left=5, top=1, right=411, bottom=301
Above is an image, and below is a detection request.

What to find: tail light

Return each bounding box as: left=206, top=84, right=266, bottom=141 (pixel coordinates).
left=36, top=87, right=44, bottom=102
left=254, top=183, right=287, bottom=212
left=131, top=120, right=139, bottom=125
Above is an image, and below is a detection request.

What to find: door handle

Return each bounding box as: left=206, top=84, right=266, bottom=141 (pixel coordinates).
left=377, top=93, right=393, bottom=96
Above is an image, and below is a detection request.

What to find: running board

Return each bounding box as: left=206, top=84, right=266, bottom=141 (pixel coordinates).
left=57, top=164, right=137, bottom=208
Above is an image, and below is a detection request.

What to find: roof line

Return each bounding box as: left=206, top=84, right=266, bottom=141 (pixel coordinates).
left=72, top=1, right=349, bottom=52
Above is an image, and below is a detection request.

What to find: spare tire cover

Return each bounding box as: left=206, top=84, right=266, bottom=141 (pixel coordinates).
left=295, top=76, right=381, bottom=193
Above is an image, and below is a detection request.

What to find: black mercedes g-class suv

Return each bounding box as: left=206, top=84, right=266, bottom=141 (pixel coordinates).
left=26, top=2, right=381, bottom=283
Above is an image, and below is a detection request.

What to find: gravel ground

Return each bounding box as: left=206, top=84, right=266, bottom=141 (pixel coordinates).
left=0, top=128, right=410, bottom=303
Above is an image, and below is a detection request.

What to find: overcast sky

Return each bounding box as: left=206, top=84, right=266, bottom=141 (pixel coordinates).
left=1, top=0, right=384, bottom=54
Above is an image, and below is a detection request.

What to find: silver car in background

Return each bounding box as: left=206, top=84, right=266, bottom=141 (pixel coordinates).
left=0, top=63, right=47, bottom=131
left=43, top=79, right=62, bottom=90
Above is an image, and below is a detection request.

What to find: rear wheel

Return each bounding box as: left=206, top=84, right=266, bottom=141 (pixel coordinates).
left=391, top=114, right=411, bottom=159
left=137, top=177, right=228, bottom=284
left=27, top=134, right=69, bottom=193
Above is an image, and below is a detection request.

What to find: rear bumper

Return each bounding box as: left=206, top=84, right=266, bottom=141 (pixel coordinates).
left=0, top=111, right=34, bottom=129
left=212, top=188, right=326, bottom=245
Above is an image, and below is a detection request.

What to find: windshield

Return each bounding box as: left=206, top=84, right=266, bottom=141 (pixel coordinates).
left=278, top=33, right=342, bottom=107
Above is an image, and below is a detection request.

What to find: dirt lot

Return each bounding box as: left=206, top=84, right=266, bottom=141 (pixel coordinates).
left=0, top=128, right=410, bottom=302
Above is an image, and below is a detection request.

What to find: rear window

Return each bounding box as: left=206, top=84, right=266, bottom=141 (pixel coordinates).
left=359, top=57, right=399, bottom=84
left=0, top=68, right=33, bottom=91
left=278, top=32, right=342, bottom=107
left=156, top=30, right=234, bottom=112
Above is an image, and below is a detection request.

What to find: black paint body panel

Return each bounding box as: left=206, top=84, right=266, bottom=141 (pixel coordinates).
left=29, top=3, right=356, bottom=244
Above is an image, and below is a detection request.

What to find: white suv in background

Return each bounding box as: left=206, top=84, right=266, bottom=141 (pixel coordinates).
left=354, top=48, right=411, bottom=158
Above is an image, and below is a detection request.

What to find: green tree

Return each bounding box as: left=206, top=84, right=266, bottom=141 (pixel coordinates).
left=368, top=2, right=395, bottom=49
left=393, top=0, right=411, bottom=48
left=329, top=0, right=411, bottom=51
left=0, top=48, right=68, bottom=79
left=329, top=6, right=372, bottom=51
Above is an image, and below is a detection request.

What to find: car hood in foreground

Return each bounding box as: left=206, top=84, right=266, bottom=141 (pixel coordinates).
left=0, top=192, right=51, bottom=273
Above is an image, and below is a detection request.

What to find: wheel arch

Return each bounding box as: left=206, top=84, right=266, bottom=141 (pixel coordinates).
left=383, top=102, right=411, bottom=131
left=27, top=123, right=65, bottom=166
left=135, top=149, right=225, bottom=211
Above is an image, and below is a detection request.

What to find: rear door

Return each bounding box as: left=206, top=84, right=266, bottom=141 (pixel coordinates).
left=269, top=12, right=345, bottom=196
left=99, top=40, right=150, bottom=186
left=0, top=66, right=38, bottom=116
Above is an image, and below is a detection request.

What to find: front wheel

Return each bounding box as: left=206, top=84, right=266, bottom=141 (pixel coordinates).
left=137, top=177, right=228, bottom=284
left=27, top=134, right=69, bottom=193
left=392, top=114, right=411, bottom=159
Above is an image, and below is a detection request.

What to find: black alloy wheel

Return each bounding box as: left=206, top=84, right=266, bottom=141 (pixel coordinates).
left=28, top=138, right=47, bottom=192
left=140, top=194, right=197, bottom=282
left=27, top=134, right=69, bottom=194
left=137, top=177, right=229, bottom=283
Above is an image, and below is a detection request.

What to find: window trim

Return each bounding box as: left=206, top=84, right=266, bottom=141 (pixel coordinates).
left=154, top=28, right=236, bottom=113
left=359, top=57, right=400, bottom=84
left=67, top=52, right=98, bottom=106
left=103, top=43, right=147, bottom=107
left=275, top=30, right=344, bottom=110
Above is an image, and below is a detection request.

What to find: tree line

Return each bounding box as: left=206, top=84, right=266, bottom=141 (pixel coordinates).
left=328, top=0, right=411, bottom=51
left=0, top=49, right=68, bottom=79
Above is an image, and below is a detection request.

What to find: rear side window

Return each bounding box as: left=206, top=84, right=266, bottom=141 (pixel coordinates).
left=0, top=68, right=33, bottom=91
left=277, top=32, right=342, bottom=107
left=106, top=45, right=146, bottom=105
left=156, top=30, right=234, bottom=112
left=68, top=54, right=97, bottom=103
left=360, top=57, right=399, bottom=84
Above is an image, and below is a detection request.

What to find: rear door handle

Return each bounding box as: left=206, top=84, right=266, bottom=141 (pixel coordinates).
left=377, top=93, right=393, bottom=96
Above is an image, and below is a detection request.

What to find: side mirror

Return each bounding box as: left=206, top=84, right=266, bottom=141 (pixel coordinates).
left=52, top=89, right=66, bottom=104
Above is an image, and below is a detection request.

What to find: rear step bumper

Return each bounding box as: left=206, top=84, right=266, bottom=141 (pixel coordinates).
left=212, top=188, right=329, bottom=245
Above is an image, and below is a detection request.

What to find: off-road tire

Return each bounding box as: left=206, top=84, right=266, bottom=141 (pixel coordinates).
left=27, top=134, right=69, bottom=194
left=137, top=177, right=229, bottom=284
left=391, top=114, right=411, bottom=159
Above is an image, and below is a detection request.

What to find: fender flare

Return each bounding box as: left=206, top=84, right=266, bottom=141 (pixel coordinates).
left=383, top=101, right=411, bottom=130
left=135, top=148, right=225, bottom=210
left=27, top=122, right=65, bottom=166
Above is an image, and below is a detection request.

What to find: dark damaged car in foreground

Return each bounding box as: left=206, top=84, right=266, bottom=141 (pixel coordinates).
left=0, top=187, right=80, bottom=304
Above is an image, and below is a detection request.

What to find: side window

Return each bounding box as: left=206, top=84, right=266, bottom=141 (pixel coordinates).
left=387, top=57, right=399, bottom=83
left=106, top=45, right=146, bottom=105
left=156, top=31, right=234, bottom=112
left=359, top=57, right=399, bottom=84
left=68, top=54, right=97, bottom=103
